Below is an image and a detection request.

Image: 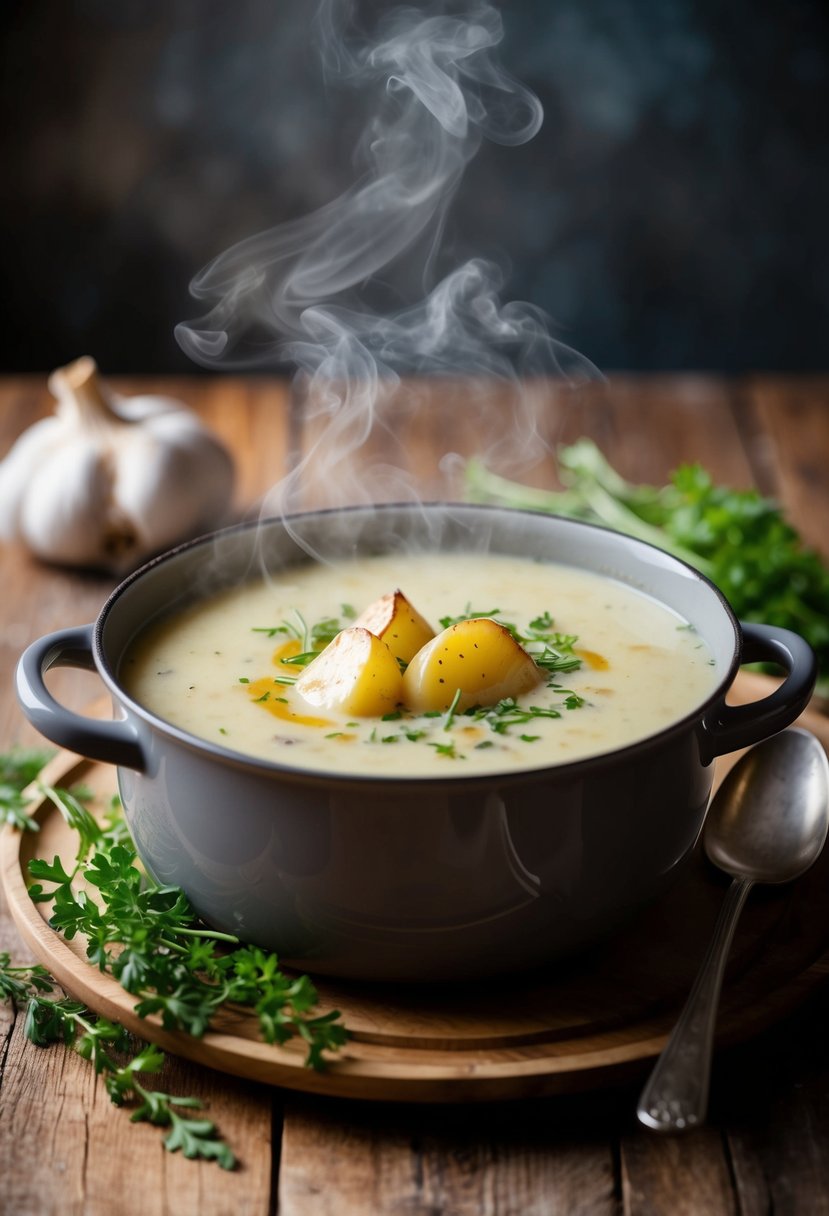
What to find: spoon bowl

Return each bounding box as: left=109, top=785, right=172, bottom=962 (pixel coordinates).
left=706, top=728, right=829, bottom=885
left=638, top=727, right=829, bottom=1133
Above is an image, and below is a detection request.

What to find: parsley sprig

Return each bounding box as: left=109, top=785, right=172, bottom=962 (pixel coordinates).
left=27, top=806, right=347, bottom=1068
left=1, top=953, right=236, bottom=1168
left=21, top=976, right=237, bottom=1168
left=1, top=940, right=237, bottom=1165
left=0, top=750, right=348, bottom=1169
left=0, top=747, right=54, bottom=830
left=467, top=438, right=829, bottom=696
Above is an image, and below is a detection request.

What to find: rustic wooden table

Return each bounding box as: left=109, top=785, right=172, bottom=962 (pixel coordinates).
left=1, top=373, right=828, bottom=1215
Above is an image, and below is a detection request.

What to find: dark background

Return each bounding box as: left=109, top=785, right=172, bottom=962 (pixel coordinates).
left=2, top=0, right=827, bottom=375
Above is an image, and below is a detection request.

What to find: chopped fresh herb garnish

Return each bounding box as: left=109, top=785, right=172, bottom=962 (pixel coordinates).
left=429, top=741, right=464, bottom=759
left=278, top=651, right=320, bottom=667
left=534, top=647, right=582, bottom=676
left=291, top=609, right=309, bottom=647
left=434, top=604, right=582, bottom=681
left=310, top=618, right=342, bottom=649
left=443, top=687, right=463, bottom=731
left=340, top=603, right=357, bottom=620
left=439, top=606, right=501, bottom=629
left=238, top=677, right=250, bottom=684
left=244, top=597, right=589, bottom=759
left=253, top=609, right=351, bottom=661
left=469, top=698, right=563, bottom=735
left=528, top=612, right=554, bottom=632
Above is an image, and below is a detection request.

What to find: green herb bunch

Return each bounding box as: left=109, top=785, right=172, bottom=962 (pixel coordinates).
left=1, top=952, right=236, bottom=1168
left=0, top=752, right=348, bottom=1168
left=467, top=439, right=829, bottom=696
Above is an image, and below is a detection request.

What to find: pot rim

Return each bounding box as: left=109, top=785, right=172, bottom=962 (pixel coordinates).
left=92, top=501, right=740, bottom=788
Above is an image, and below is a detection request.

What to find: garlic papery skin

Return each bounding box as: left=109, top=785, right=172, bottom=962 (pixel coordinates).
left=0, top=357, right=235, bottom=573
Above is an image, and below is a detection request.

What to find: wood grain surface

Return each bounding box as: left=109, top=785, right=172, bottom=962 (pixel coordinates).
left=1, top=372, right=828, bottom=1214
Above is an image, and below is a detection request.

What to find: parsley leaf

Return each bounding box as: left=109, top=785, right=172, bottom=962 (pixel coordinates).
left=428, top=741, right=464, bottom=759
left=0, top=747, right=54, bottom=831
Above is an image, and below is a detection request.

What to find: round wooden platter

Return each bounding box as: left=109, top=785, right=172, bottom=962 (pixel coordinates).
left=3, top=673, right=829, bottom=1104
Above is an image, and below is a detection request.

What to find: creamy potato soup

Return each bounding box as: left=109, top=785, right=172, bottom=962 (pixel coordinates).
left=121, top=552, right=719, bottom=777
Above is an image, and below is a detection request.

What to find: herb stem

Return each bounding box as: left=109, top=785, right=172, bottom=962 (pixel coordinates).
left=172, top=926, right=241, bottom=945
left=443, top=687, right=463, bottom=731
left=292, top=609, right=310, bottom=652
left=155, top=937, right=191, bottom=957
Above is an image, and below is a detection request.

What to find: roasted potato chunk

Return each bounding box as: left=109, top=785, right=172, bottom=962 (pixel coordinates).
left=402, top=618, right=542, bottom=713
left=295, top=626, right=403, bottom=717
left=353, top=589, right=435, bottom=664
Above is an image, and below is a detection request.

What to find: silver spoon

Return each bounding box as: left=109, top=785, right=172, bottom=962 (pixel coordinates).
left=637, top=727, right=829, bottom=1133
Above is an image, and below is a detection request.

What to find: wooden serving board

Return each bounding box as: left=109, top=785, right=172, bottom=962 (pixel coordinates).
left=3, top=674, right=829, bottom=1104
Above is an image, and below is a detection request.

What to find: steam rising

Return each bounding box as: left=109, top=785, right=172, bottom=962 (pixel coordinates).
left=176, top=0, right=597, bottom=516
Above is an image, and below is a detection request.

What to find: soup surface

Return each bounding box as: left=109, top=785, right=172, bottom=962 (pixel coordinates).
left=122, top=552, right=720, bottom=777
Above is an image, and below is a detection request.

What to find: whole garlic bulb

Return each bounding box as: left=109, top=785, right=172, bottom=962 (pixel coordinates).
left=0, top=357, right=235, bottom=572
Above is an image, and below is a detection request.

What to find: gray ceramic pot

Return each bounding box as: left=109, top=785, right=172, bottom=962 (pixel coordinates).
left=17, top=505, right=816, bottom=981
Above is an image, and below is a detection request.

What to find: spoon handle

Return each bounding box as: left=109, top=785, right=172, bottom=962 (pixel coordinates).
left=636, top=875, right=753, bottom=1132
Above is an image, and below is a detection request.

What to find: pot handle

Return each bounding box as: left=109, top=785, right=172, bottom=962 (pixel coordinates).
left=16, top=625, right=147, bottom=772
left=700, top=621, right=817, bottom=760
